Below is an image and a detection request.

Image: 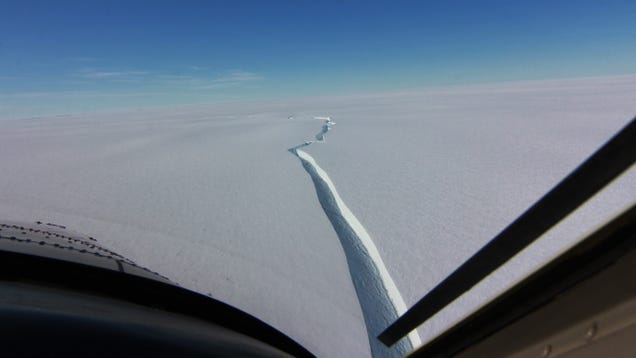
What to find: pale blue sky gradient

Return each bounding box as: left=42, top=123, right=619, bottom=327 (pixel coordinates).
left=1, top=0, right=635, bottom=118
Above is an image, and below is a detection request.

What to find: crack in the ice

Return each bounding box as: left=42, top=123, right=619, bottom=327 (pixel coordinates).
left=288, top=116, right=420, bottom=357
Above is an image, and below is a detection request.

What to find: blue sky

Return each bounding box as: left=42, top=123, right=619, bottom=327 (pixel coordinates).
left=1, top=0, right=635, bottom=118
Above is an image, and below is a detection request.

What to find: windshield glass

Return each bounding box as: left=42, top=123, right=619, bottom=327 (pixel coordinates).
left=1, top=1, right=635, bottom=356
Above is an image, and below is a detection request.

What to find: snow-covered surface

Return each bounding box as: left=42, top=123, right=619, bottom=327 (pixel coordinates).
left=302, top=75, right=636, bottom=345
left=1, top=75, right=635, bottom=356
left=0, top=105, right=370, bottom=357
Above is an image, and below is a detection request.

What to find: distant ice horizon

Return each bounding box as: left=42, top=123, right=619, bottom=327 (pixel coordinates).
left=3, top=73, right=636, bottom=122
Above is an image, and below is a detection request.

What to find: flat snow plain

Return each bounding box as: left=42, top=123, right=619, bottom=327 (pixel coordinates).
left=1, top=75, right=635, bottom=356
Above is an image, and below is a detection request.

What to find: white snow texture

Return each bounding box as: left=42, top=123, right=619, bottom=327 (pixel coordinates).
left=1, top=75, right=635, bottom=357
